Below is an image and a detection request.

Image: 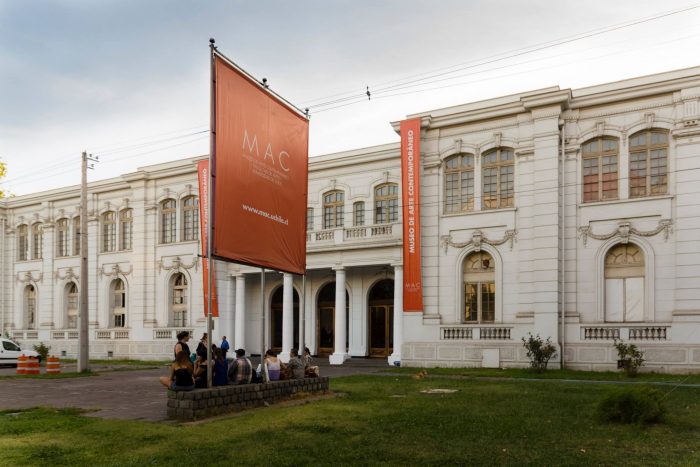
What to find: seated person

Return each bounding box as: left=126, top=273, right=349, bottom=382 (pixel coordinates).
left=213, top=348, right=229, bottom=386
left=193, top=354, right=211, bottom=389
left=264, top=349, right=281, bottom=381
left=228, top=348, right=253, bottom=385
left=302, top=347, right=320, bottom=377
left=287, top=348, right=305, bottom=379
left=159, top=351, right=195, bottom=391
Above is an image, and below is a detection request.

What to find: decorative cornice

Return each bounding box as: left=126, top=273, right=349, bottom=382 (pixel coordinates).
left=99, top=263, right=133, bottom=278
left=157, top=256, right=199, bottom=273
left=578, top=219, right=673, bottom=247
left=440, top=229, right=517, bottom=254
left=16, top=271, right=43, bottom=284
left=55, top=267, right=79, bottom=282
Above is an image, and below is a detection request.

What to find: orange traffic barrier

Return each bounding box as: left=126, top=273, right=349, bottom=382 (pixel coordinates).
left=16, top=354, right=27, bottom=375
left=25, top=356, right=40, bottom=375
left=46, top=355, right=61, bottom=375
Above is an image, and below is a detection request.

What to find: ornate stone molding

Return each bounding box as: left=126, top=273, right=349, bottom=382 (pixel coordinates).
left=157, top=256, right=199, bottom=273
left=440, top=229, right=517, bottom=254
left=55, top=267, right=79, bottom=282
left=99, top=263, right=133, bottom=278
left=16, top=271, right=43, bottom=284
left=578, top=219, right=673, bottom=247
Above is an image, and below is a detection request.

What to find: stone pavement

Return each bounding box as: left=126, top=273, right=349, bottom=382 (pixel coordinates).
left=0, top=358, right=390, bottom=422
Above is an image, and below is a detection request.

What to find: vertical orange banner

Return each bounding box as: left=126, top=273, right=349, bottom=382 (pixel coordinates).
left=400, top=118, right=423, bottom=312
left=198, top=160, right=219, bottom=318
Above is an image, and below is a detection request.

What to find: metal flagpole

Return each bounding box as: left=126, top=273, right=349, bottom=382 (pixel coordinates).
left=300, top=274, right=306, bottom=355
left=260, top=268, right=266, bottom=379
left=206, top=38, right=216, bottom=388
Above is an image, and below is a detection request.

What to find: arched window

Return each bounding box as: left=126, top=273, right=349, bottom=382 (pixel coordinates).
left=582, top=137, right=618, bottom=202
left=73, top=217, right=81, bottom=256
left=171, top=273, right=188, bottom=327
left=119, top=209, right=133, bottom=250
left=374, top=183, right=398, bottom=224
left=31, top=223, right=43, bottom=260
left=323, top=191, right=344, bottom=229
left=56, top=219, right=69, bottom=257
left=482, top=148, right=514, bottom=209
left=161, top=199, right=177, bottom=244
left=111, top=279, right=126, bottom=328
left=66, top=282, right=78, bottom=329
left=182, top=196, right=199, bottom=242
left=353, top=201, right=365, bottom=226
left=306, top=207, right=314, bottom=232
left=24, top=285, right=36, bottom=329
left=629, top=130, right=668, bottom=198
left=463, top=251, right=495, bottom=323
left=17, top=224, right=28, bottom=261
left=444, top=154, right=474, bottom=213
left=101, top=211, right=116, bottom=253
left=605, top=243, right=644, bottom=322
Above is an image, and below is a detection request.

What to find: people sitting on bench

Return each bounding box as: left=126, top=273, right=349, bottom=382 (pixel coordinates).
left=228, top=348, right=253, bottom=385
left=160, top=350, right=195, bottom=391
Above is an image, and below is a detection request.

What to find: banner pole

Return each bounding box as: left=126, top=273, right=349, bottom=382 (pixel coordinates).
left=206, top=38, right=216, bottom=389
left=260, top=268, right=266, bottom=379
left=300, top=274, right=306, bottom=355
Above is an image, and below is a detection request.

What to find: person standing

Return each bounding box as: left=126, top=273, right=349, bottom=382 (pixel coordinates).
left=196, top=333, right=208, bottom=360
left=220, top=336, right=230, bottom=361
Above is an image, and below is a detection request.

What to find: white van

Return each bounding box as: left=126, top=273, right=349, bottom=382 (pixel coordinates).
left=0, top=338, right=41, bottom=366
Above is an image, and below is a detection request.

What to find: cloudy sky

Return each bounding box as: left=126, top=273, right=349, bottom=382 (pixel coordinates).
left=2, top=0, right=699, bottom=195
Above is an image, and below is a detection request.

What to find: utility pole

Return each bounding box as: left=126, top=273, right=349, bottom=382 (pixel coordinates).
left=78, top=151, right=98, bottom=372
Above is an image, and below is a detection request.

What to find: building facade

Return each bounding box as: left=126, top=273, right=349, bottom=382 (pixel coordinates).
left=2, top=66, right=700, bottom=372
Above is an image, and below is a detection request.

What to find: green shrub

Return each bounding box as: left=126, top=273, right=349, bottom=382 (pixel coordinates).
left=521, top=333, right=557, bottom=372
left=613, top=339, right=645, bottom=377
left=33, top=342, right=51, bottom=363
left=597, top=387, right=665, bottom=424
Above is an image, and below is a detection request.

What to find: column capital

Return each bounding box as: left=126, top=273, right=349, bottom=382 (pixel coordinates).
left=332, top=265, right=345, bottom=272
left=391, top=263, right=403, bottom=269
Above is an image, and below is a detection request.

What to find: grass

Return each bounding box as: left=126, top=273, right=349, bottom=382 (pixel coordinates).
left=386, top=366, right=700, bottom=384
left=1, top=374, right=699, bottom=465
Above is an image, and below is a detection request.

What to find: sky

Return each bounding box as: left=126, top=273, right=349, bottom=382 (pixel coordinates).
left=1, top=0, right=700, bottom=196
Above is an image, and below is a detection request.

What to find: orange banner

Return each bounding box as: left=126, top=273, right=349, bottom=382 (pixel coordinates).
left=198, top=160, right=219, bottom=318
left=212, top=52, right=309, bottom=275
left=401, top=118, right=423, bottom=312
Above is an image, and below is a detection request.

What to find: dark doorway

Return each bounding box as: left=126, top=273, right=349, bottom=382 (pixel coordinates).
left=316, top=282, right=349, bottom=356
left=368, top=279, right=394, bottom=357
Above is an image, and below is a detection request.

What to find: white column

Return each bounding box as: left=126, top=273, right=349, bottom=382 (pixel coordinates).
left=234, top=274, right=246, bottom=351
left=330, top=267, right=348, bottom=365
left=388, top=265, right=403, bottom=366
left=227, top=275, right=235, bottom=348
left=279, top=273, right=294, bottom=363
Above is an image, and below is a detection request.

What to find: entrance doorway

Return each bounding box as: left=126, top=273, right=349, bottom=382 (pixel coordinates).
left=316, top=282, right=349, bottom=356
left=368, top=279, right=394, bottom=357
left=270, top=286, right=299, bottom=353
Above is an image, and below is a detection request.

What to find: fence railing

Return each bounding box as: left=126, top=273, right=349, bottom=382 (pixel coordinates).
left=440, top=326, right=512, bottom=340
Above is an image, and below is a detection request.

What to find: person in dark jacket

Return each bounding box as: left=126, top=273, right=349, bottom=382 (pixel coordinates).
left=174, top=331, right=191, bottom=361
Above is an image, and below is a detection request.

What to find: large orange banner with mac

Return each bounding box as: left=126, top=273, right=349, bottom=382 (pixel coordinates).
left=401, top=118, right=424, bottom=312
left=212, top=52, right=309, bottom=275
left=197, top=160, right=219, bottom=317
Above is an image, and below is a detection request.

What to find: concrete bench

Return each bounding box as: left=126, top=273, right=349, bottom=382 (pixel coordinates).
left=167, top=377, right=330, bottom=420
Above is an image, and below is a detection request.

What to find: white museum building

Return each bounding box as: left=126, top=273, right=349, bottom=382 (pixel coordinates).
left=2, top=66, right=700, bottom=372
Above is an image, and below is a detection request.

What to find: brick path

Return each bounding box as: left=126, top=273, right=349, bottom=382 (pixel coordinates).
left=0, top=358, right=389, bottom=422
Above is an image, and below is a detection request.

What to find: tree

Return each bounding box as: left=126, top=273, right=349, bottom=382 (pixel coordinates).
left=0, top=160, right=8, bottom=198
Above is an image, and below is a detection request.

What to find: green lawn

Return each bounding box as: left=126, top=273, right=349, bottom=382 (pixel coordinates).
left=1, top=375, right=699, bottom=465
left=386, top=366, right=700, bottom=384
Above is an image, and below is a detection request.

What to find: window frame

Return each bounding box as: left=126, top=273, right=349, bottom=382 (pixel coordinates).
left=582, top=137, right=619, bottom=203
left=160, top=199, right=177, bottom=244
left=181, top=196, right=199, bottom=242
left=25, top=285, right=36, bottom=329
left=463, top=252, right=496, bottom=324
left=322, top=190, right=344, bottom=229
left=306, top=207, right=314, bottom=232
left=481, top=148, right=514, bottom=210
left=66, top=282, right=78, bottom=329
left=119, top=209, right=133, bottom=251
left=374, top=183, right=398, bottom=224
left=444, top=154, right=475, bottom=213
left=629, top=129, right=669, bottom=198
left=73, top=217, right=81, bottom=256
left=56, top=218, right=69, bottom=257
left=31, top=223, right=43, bottom=260
left=101, top=211, right=116, bottom=253
left=171, top=273, right=188, bottom=327
left=353, top=201, right=365, bottom=227
left=17, top=224, right=28, bottom=261
left=111, top=279, right=127, bottom=328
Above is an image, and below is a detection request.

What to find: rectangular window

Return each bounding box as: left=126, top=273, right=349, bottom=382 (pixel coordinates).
left=73, top=218, right=81, bottom=256
left=353, top=202, right=365, bottom=226
left=306, top=208, right=313, bottom=231
left=482, top=167, right=498, bottom=209
left=120, top=210, right=133, bottom=250
left=162, top=211, right=176, bottom=243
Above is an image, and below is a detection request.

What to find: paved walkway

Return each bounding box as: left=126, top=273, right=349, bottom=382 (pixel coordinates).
left=0, top=358, right=389, bottom=422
